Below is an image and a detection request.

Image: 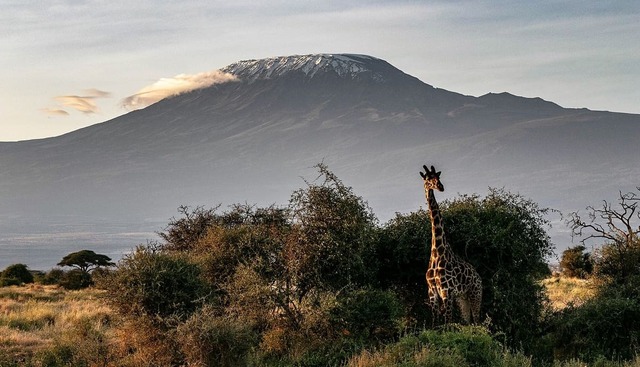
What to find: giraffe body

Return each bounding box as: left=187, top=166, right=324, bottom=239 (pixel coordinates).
left=421, top=165, right=482, bottom=324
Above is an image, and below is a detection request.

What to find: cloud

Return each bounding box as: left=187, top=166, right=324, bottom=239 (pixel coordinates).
left=51, top=89, right=111, bottom=115
left=40, top=107, right=70, bottom=117
left=84, top=88, right=112, bottom=98
left=121, top=70, right=238, bottom=110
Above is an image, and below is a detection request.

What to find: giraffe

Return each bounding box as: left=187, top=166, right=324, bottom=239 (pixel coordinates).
left=420, top=164, right=482, bottom=325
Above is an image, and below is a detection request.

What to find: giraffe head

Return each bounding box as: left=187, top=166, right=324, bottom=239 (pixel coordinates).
left=420, top=165, right=444, bottom=192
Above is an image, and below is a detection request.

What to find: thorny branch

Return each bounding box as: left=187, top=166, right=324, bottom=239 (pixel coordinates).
left=568, top=188, right=640, bottom=247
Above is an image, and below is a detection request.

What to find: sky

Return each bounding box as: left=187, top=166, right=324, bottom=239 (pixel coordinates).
left=1, top=0, right=639, bottom=142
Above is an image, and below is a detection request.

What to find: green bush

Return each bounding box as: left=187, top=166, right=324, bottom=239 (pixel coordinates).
left=550, top=293, right=640, bottom=361
left=59, top=269, right=92, bottom=290
left=39, top=268, right=65, bottom=285
left=98, top=246, right=208, bottom=324
left=593, top=240, right=640, bottom=283
left=377, top=189, right=554, bottom=348
left=561, top=245, right=593, bottom=278
left=331, top=288, right=404, bottom=340
left=1, top=263, right=34, bottom=286
left=345, top=326, right=532, bottom=367
left=176, top=306, right=257, bottom=367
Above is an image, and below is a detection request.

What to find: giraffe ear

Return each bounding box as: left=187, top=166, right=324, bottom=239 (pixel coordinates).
left=436, top=171, right=441, bottom=177
left=420, top=171, right=427, bottom=179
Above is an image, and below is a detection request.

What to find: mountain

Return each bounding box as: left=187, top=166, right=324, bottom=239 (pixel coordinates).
left=1, top=54, right=639, bottom=268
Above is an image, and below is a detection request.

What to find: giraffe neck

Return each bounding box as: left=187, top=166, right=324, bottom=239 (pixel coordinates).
left=426, top=189, right=450, bottom=260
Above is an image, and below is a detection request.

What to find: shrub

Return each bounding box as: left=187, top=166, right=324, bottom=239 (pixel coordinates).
left=550, top=294, right=640, bottom=361
left=378, top=189, right=554, bottom=348
left=59, top=269, right=93, bottom=290
left=160, top=205, right=221, bottom=251
left=345, top=326, right=532, bottom=367
left=331, top=288, right=404, bottom=340
left=561, top=245, right=593, bottom=278
left=176, top=306, right=257, bottom=367
left=39, top=268, right=65, bottom=285
left=289, top=163, right=378, bottom=294
left=98, top=246, right=208, bottom=324
left=593, top=240, right=640, bottom=283
left=1, top=264, right=34, bottom=286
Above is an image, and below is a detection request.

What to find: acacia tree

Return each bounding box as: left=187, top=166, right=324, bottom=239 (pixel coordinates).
left=58, top=250, right=115, bottom=274
left=567, top=187, right=640, bottom=281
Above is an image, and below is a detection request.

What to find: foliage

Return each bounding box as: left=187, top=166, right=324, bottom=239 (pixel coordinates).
left=377, top=189, right=554, bottom=347
left=568, top=187, right=640, bottom=283
left=376, top=210, right=433, bottom=324
left=59, top=269, right=93, bottom=290
left=592, top=239, right=640, bottom=282
left=442, top=189, right=554, bottom=347
left=98, top=246, right=208, bottom=324
left=345, top=326, right=533, bottom=367
left=549, top=292, right=640, bottom=361
left=547, top=187, right=640, bottom=363
left=560, top=245, right=593, bottom=278
left=57, top=250, right=114, bottom=274
left=159, top=204, right=221, bottom=251
left=1, top=264, right=34, bottom=286
left=289, top=163, right=378, bottom=294
left=39, top=268, right=65, bottom=285
left=176, top=305, right=257, bottom=367
left=330, top=288, right=404, bottom=341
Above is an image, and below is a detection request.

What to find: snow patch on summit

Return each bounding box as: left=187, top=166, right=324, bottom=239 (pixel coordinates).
left=221, top=54, right=385, bottom=83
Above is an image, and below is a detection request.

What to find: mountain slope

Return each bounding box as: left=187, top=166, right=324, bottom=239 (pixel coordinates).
left=1, top=54, right=639, bottom=267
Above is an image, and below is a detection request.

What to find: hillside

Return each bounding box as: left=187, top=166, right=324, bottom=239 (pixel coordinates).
left=1, top=54, right=639, bottom=268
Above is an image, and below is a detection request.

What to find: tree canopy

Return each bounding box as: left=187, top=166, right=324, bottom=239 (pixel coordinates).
left=57, top=250, right=115, bottom=273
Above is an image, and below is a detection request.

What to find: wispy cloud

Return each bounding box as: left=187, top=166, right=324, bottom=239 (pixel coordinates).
left=48, top=89, right=112, bottom=115
left=121, top=70, right=238, bottom=110
left=40, top=107, right=70, bottom=117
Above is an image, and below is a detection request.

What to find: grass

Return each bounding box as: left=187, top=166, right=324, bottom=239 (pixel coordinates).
left=0, top=284, right=113, bottom=363
left=0, top=279, right=637, bottom=367
left=542, top=276, right=596, bottom=310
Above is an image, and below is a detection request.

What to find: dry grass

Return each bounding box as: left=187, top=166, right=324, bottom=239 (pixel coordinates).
left=0, top=284, right=113, bottom=362
left=542, top=276, right=597, bottom=310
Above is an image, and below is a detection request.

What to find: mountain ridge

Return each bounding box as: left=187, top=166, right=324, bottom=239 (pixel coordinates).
left=1, top=53, right=639, bottom=269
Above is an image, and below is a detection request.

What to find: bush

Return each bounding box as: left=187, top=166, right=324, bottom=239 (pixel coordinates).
left=59, top=269, right=93, bottom=290
left=550, top=294, right=640, bottom=361
left=345, top=326, right=532, bottom=367
left=98, top=246, right=209, bottom=324
left=1, top=264, right=34, bottom=286
left=331, top=288, right=404, bottom=340
left=377, top=189, right=554, bottom=348
left=289, top=163, right=378, bottom=293
left=176, top=306, right=257, bottom=367
left=39, top=268, right=65, bottom=285
left=561, top=245, right=593, bottom=278
left=593, top=240, right=640, bottom=283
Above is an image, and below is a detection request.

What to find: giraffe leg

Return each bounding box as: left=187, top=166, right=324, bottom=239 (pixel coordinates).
left=457, top=296, right=471, bottom=325
left=470, top=286, right=482, bottom=324
left=427, top=286, right=441, bottom=326
left=442, top=298, right=454, bottom=325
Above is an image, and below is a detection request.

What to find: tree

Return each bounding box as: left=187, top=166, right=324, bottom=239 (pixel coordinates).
left=57, top=250, right=115, bottom=274
left=560, top=245, right=593, bottom=278
left=99, top=246, right=208, bottom=323
left=378, top=188, right=555, bottom=348
left=160, top=205, right=221, bottom=251
left=289, top=163, right=378, bottom=295
left=568, top=187, right=640, bottom=281
left=1, top=263, right=34, bottom=286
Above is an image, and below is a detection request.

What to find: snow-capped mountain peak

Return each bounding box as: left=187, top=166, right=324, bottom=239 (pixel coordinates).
left=221, top=54, right=387, bottom=83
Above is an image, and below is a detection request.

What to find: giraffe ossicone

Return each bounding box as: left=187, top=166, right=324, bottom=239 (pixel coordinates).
left=420, top=164, right=482, bottom=325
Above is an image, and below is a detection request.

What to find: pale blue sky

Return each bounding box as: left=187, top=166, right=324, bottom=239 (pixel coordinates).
left=1, top=0, right=638, bottom=141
